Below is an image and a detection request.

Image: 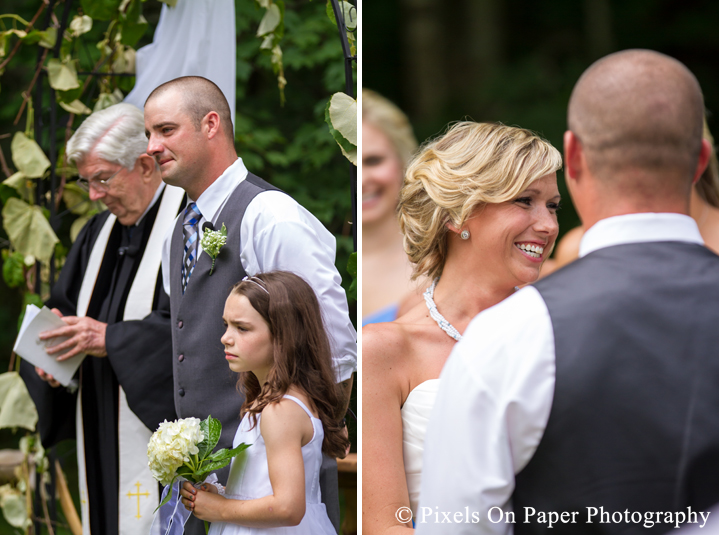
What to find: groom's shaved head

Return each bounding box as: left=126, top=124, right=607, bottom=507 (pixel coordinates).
left=146, top=76, right=234, bottom=143
left=568, top=50, right=704, bottom=187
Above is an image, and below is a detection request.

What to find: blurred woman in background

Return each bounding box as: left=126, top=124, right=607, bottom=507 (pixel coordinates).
left=362, top=89, right=421, bottom=325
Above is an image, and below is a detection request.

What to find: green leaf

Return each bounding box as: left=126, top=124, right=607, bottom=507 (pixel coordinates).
left=197, top=416, right=222, bottom=461
left=39, top=28, right=57, bottom=49
left=21, top=29, right=54, bottom=48
left=46, top=58, right=80, bottom=91
left=325, top=1, right=335, bottom=25
left=326, top=1, right=356, bottom=30
left=120, top=16, right=147, bottom=47
left=328, top=92, right=357, bottom=145
left=3, top=172, right=34, bottom=203
left=260, top=34, right=274, bottom=50
left=159, top=0, right=178, bottom=6
left=347, top=252, right=357, bottom=302
left=24, top=292, right=44, bottom=308
left=0, top=372, right=38, bottom=431
left=18, top=292, right=44, bottom=330
left=59, top=99, right=92, bottom=115
left=56, top=85, right=84, bottom=104
left=11, top=132, right=50, bottom=179
left=196, top=443, right=250, bottom=481
left=2, top=198, right=60, bottom=266
left=94, top=89, right=124, bottom=112
left=70, top=216, right=91, bottom=242
left=194, top=458, right=233, bottom=481
left=257, top=4, right=281, bottom=37
left=81, top=0, right=122, bottom=21
left=0, top=484, right=29, bottom=529
left=153, top=476, right=178, bottom=513
left=63, top=183, right=94, bottom=215
left=347, top=251, right=356, bottom=277
left=2, top=252, right=25, bottom=289
left=324, top=99, right=356, bottom=165
left=69, top=15, right=93, bottom=37
left=205, top=442, right=250, bottom=463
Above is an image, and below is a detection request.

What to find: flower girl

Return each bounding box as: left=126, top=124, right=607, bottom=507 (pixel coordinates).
left=179, top=271, right=348, bottom=534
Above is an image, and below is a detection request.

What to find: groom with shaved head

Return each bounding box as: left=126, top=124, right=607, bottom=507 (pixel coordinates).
left=418, top=50, right=719, bottom=534
left=144, top=76, right=356, bottom=532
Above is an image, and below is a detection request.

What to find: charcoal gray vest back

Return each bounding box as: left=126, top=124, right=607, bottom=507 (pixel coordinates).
left=170, top=174, right=279, bottom=450
left=514, top=241, right=719, bottom=534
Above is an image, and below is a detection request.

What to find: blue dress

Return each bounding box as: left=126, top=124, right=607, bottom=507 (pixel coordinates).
left=362, top=302, right=399, bottom=326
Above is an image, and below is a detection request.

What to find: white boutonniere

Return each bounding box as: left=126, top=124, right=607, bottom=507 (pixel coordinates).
left=200, top=223, right=227, bottom=275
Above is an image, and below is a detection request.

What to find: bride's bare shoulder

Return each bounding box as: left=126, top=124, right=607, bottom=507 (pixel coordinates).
left=362, top=321, right=411, bottom=361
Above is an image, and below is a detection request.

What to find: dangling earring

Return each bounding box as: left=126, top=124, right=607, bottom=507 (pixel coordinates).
left=460, top=229, right=470, bottom=240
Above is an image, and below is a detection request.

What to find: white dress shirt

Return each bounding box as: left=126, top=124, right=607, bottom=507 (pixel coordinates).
left=161, top=158, right=357, bottom=381
left=416, top=213, right=704, bottom=534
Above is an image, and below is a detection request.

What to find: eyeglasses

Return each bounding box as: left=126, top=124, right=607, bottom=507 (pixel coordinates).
left=76, top=167, right=123, bottom=193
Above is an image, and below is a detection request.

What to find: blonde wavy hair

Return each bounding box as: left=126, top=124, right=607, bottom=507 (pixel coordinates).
left=362, top=88, right=418, bottom=167
left=399, top=121, right=562, bottom=281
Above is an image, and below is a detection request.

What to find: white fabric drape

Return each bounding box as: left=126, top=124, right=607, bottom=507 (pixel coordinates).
left=124, top=0, right=236, bottom=119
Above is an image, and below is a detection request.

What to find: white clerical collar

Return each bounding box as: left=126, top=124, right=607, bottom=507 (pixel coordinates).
left=134, top=182, right=166, bottom=226
left=579, top=212, right=704, bottom=258
left=193, top=157, right=248, bottom=224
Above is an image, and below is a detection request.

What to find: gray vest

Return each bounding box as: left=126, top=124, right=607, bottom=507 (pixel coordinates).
left=514, top=241, right=719, bottom=533
left=170, top=174, right=277, bottom=449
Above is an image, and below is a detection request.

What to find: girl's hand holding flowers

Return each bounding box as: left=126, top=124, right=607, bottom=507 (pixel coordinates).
left=180, top=481, right=224, bottom=521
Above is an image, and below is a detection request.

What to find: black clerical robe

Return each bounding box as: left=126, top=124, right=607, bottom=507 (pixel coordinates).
left=20, top=187, right=178, bottom=535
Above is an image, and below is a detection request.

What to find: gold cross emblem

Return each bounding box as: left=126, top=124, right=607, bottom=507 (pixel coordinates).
left=127, top=482, right=150, bottom=519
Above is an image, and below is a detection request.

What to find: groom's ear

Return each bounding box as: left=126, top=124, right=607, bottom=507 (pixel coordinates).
left=564, top=130, right=583, bottom=183
left=692, top=138, right=712, bottom=185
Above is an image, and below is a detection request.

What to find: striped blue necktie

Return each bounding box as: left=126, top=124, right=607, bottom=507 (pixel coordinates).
left=181, top=202, right=202, bottom=294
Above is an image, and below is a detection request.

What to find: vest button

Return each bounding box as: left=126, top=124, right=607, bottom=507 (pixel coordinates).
left=178, top=354, right=184, bottom=362
left=179, top=388, right=185, bottom=397
left=178, top=320, right=183, bottom=328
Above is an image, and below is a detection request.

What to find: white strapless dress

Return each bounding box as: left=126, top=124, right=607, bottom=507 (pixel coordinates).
left=401, top=379, right=440, bottom=518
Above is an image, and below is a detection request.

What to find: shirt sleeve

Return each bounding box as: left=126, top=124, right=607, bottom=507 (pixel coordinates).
left=240, top=191, right=357, bottom=381
left=416, top=287, right=555, bottom=534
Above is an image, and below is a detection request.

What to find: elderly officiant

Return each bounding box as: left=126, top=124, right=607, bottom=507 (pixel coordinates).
left=19, top=102, right=184, bottom=535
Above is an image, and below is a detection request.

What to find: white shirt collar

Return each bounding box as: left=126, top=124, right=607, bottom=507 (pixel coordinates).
left=193, top=157, right=248, bottom=224
left=579, top=212, right=704, bottom=257
left=135, top=182, right=166, bottom=226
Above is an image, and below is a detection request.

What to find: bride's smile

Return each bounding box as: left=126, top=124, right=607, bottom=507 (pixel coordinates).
left=458, top=173, right=561, bottom=289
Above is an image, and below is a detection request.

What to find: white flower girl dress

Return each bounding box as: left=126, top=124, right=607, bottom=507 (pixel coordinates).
left=208, top=395, right=337, bottom=535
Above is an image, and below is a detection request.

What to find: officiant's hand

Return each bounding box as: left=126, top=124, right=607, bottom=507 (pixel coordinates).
left=35, top=367, right=61, bottom=388
left=39, top=309, right=108, bottom=360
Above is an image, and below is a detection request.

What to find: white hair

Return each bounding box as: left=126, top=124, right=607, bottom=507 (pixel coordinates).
left=66, top=103, right=148, bottom=170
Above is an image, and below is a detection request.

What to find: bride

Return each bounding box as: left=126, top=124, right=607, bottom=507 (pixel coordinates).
left=362, top=121, right=562, bottom=533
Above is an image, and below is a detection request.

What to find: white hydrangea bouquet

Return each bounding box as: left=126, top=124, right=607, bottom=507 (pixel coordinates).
left=148, top=416, right=249, bottom=533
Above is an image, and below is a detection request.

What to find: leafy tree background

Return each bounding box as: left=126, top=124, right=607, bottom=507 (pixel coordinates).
left=364, top=0, right=719, bottom=241
left=0, top=0, right=356, bottom=531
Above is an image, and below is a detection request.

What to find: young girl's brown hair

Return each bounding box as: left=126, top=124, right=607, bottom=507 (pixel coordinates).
left=230, top=271, right=349, bottom=458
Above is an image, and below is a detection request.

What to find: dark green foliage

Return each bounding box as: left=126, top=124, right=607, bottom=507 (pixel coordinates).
left=1, top=250, right=24, bottom=289
left=80, top=0, right=123, bottom=21
left=364, top=0, right=719, bottom=240
left=233, top=0, right=356, bottom=300
left=346, top=251, right=356, bottom=303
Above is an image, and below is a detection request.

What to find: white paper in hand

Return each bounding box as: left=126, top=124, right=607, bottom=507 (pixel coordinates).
left=13, top=305, right=86, bottom=386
